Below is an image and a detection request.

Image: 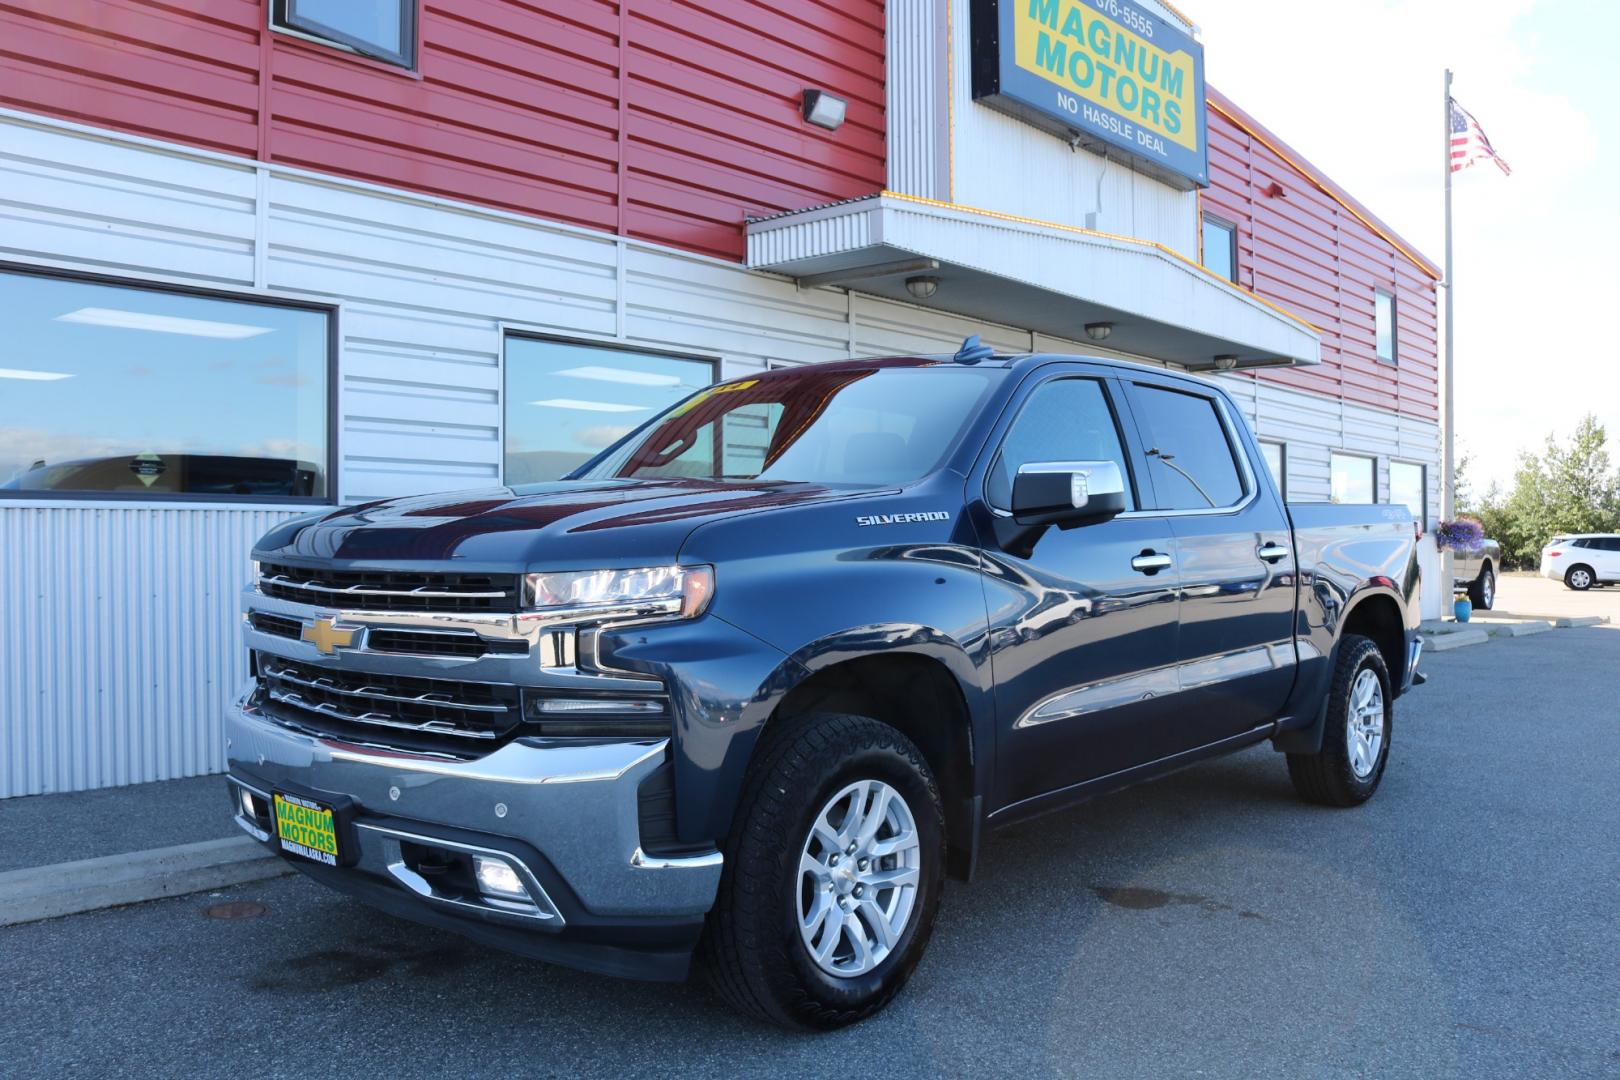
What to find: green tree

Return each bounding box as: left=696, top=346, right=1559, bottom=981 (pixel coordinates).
left=1481, top=415, right=1620, bottom=568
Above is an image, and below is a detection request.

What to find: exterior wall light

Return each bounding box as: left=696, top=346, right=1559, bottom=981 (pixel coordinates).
left=1084, top=322, right=1113, bottom=341
left=1214, top=354, right=1239, bottom=371
left=802, top=89, right=847, bottom=132
left=905, top=275, right=939, bottom=300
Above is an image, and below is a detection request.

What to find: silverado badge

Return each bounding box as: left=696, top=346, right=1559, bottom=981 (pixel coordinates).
left=302, top=616, right=358, bottom=655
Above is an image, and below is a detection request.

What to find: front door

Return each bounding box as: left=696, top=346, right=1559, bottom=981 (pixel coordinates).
left=1122, top=376, right=1298, bottom=736
left=968, top=370, right=1183, bottom=811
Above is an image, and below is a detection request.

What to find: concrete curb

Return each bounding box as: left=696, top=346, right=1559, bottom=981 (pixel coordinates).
left=1484, top=621, right=1555, bottom=637
left=1551, top=615, right=1609, bottom=628
left=0, top=835, right=292, bottom=928
left=1425, top=628, right=1491, bottom=651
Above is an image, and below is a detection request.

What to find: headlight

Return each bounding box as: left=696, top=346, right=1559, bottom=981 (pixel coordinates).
left=521, top=565, right=714, bottom=623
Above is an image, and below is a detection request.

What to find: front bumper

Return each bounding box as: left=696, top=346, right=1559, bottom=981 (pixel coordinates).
left=225, top=690, right=722, bottom=980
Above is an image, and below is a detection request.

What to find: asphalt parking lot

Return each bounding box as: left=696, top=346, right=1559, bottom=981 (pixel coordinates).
left=3, top=628, right=1616, bottom=1079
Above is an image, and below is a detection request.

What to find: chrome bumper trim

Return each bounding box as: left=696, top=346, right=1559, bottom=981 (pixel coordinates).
left=225, top=691, right=722, bottom=918
left=361, top=823, right=564, bottom=926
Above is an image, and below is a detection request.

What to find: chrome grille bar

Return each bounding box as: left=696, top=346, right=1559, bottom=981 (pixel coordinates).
left=266, top=688, right=500, bottom=740
left=259, top=658, right=510, bottom=714
left=261, top=574, right=509, bottom=600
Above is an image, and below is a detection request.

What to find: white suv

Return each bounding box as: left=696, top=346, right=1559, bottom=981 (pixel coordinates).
left=1541, top=534, right=1620, bottom=590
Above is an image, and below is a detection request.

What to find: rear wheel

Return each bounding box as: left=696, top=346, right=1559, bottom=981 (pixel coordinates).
left=1566, top=565, right=1595, bottom=591
left=1468, top=566, right=1495, bottom=610
left=704, top=712, right=945, bottom=1030
left=1287, top=634, right=1392, bottom=807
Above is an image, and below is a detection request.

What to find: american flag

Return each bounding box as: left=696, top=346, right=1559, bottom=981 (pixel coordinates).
left=1450, top=98, right=1511, bottom=176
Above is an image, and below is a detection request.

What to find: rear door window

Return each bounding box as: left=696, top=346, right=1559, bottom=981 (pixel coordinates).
left=1126, top=383, right=1248, bottom=510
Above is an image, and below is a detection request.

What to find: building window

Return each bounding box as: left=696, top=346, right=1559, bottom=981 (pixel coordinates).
left=0, top=269, right=330, bottom=501
left=272, top=0, right=416, bottom=68
left=1129, top=383, right=1247, bottom=510
left=1389, top=460, right=1427, bottom=528
left=1330, top=451, right=1377, bottom=505
left=504, top=337, right=717, bottom=485
left=1375, top=288, right=1397, bottom=363
left=1202, top=215, right=1238, bottom=283
left=1259, top=439, right=1287, bottom=498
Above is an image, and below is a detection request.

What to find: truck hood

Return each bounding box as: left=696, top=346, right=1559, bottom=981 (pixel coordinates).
left=254, top=478, right=875, bottom=568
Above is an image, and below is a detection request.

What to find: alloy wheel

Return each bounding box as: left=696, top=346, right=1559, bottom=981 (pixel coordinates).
left=1345, top=668, right=1385, bottom=779
left=797, top=779, right=921, bottom=978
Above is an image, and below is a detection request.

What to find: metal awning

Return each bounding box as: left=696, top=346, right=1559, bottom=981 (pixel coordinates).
left=746, top=193, right=1320, bottom=371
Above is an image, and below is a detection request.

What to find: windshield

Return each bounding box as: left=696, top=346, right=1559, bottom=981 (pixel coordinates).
left=570, top=365, right=1002, bottom=486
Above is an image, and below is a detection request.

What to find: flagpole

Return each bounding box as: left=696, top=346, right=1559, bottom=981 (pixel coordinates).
left=1442, top=69, right=1455, bottom=526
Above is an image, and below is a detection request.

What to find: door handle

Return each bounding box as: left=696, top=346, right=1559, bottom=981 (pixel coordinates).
left=1131, top=552, right=1173, bottom=574
left=1258, top=542, right=1290, bottom=563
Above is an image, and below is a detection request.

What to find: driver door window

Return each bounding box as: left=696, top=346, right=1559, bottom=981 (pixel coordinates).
left=987, top=378, right=1136, bottom=511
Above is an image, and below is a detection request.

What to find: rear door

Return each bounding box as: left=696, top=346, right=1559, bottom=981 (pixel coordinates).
left=966, top=367, right=1184, bottom=809
left=1120, top=375, right=1297, bottom=741
left=1595, top=537, right=1620, bottom=581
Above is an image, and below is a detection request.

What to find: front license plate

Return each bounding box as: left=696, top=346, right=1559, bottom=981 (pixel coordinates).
left=273, top=792, right=340, bottom=866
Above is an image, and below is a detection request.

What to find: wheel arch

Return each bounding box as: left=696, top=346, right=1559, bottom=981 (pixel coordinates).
left=772, top=649, right=982, bottom=880
left=1274, top=587, right=1407, bottom=755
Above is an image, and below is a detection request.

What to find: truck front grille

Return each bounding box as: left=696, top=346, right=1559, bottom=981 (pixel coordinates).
left=255, top=652, right=520, bottom=750
left=249, top=611, right=303, bottom=641
left=257, top=561, right=519, bottom=614
left=365, top=628, right=528, bottom=658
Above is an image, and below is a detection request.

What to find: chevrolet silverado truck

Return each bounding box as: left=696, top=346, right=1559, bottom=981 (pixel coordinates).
left=227, top=342, right=1424, bottom=1029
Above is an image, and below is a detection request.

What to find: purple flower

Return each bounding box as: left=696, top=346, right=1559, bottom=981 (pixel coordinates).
left=1434, top=518, right=1485, bottom=553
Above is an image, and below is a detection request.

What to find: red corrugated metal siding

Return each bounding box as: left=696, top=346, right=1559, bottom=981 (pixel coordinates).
left=0, top=0, right=263, bottom=157
left=1204, top=104, right=1439, bottom=422
left=0, top=0, right=886, bottom=262
left=622, top=0, right=885, bottom=259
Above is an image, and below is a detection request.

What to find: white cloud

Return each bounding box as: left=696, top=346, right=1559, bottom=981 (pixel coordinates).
left=1193, top=0, right=1617, bottom=491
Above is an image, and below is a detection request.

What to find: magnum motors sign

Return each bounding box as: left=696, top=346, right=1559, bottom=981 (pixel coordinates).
left=972, top=0, right=1208, bottom=189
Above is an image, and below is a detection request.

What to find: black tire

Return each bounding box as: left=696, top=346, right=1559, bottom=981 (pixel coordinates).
left=1565, top=564, right=1596, bottom=591
left=703, top=712, right=945, bottom=1030
left=1286, top=634, right=1392, bottom=807
left=1468, top=566, right=1495, bottom=610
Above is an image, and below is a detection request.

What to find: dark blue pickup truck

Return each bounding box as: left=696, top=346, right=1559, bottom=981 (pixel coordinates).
left=227, top=344, right=1423, bottom=1029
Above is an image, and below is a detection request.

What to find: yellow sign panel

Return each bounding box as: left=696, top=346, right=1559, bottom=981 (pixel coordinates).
left=1013, top=0, right=1199, bottom=154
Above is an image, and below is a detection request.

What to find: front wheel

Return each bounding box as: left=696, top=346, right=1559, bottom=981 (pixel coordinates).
left=704, top=712, right=945, bottom=1030
left=1566, top=565, right=1595, bottom=591
left=1286, top=634, right=1392, bottom=807
left=1468, top=567, right=1495, bottom=610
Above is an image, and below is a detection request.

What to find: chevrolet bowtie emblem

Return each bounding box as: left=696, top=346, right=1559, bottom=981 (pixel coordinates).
left=302, top=616, right=358, bottom=655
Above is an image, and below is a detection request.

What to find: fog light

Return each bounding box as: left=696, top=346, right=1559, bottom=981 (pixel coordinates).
left=238, top=787, right=257, bottom=818
left=474, top=856, right=529, bottom=900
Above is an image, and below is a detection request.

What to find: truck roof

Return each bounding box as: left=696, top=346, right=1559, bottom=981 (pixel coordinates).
left=748, top=347, right=1198, bottom=385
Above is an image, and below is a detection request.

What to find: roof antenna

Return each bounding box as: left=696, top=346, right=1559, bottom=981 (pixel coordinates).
left=953, top=334, right=995, bottom=365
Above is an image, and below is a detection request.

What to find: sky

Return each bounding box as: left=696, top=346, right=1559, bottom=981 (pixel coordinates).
left=1188, top=0, right=1618, bottom=497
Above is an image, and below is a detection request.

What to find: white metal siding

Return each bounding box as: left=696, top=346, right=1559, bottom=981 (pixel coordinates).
left=0, top=504, right=297, bottom=798
left=0, top=109, right=1441, bottom=794
left=886, top=0, right=949, bottom=199
left=940, top=0, right=1199, bottom=257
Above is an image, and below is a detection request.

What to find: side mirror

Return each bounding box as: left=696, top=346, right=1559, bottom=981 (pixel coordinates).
left=1011, top=460, right=1128, bottom=528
